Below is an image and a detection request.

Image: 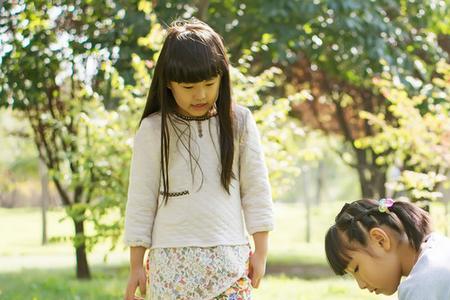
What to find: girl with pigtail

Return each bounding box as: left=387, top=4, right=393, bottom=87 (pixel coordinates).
left=325, top=198, right=450, bottom=299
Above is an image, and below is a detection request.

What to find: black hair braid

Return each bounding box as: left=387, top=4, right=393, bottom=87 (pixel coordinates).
left=336, top=199, right=431, bottom=249
left=325, top=198, right=432, bottom=276
left=389, top=202, right=431, bottom=251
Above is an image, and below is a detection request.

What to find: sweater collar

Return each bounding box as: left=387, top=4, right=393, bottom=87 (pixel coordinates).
left=173, top=106, right=218, bottom=121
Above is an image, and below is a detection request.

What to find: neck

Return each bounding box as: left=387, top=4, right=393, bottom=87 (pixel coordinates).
left=173, top=106, right=217, bottom=121
left=398, top=236, right=422, bottom=276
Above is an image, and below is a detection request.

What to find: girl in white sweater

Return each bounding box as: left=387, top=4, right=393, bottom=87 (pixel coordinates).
left=123, top=18, right=274, bottom=300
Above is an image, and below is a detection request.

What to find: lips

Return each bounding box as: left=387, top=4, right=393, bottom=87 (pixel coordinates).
left=191, top=103, right=208, bottom=109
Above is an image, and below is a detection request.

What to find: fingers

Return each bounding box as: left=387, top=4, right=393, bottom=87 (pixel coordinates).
left=251, top=275, right=261, bottom=288
left=139, top=273, right=147, bottom=297
left=124, top=278, right=136, bottom=300
left=248, top=261, right=260, bottom=288
left=248, top=259, right=254, bottom=279
left=248, top=255, right=265, bottom=288
left=124, top=273, right=147, bottom=300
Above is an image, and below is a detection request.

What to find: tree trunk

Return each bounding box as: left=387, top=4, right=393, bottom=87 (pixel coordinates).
left=355, top=148, right=372, bottom=198
left=374, top=167, right=387, bottom=199
left=316, top=160, right=324, bottom=205
left=354, top=148, right=387, bottom=199
left=39, top=158, right=49, bottom=245
left=195, top=0, right=209, bottom=21
left=73, top=218, right=91, bottom=279
left=331, top=98, right=387, bottom=199
left=445, top=201, right=449, bottom=236
left=301, top=167, right=311, bottom=243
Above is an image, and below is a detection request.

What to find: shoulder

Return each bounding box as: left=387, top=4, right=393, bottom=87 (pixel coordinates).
left=420, top=233, right=450, bottom=268
left=134, top=112, right=161, bottom=143
left=399, top=233, right=450, bottom=299
left=233, top=104, right=253, bottom=124
left=233, top=104, right=253, bottom=134
left=399, top=268, right=450, bottom=299
left=233, top=104, right=251, bottom=118
left=417, top=233, right=450, bottom=275
left=140, top=112, right=161, bottom=130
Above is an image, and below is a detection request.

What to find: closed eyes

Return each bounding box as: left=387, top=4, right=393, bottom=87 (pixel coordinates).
left=181, top=82, right=215, bottom=89
left=346, top=264, right=359, bottom=275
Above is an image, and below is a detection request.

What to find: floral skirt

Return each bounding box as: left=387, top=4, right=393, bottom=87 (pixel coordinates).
left=146, top=245, right=251, bottom=300
left=213, top=276, right=252, bottom=300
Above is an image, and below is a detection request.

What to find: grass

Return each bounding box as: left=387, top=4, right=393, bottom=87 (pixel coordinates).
left=0, top=267, right=126, bottom=300
left=0, top=202, right=447, bottom=299
left=0, top=267, right=395, bottom=300
left=255, top=276, right=396, bottom=300
left=0, top=263, right=396, bottom=300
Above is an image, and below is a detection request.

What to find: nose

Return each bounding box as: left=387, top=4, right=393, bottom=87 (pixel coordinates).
left=195, top=86, right=207, bottom=100
left=356, top=277, right=368, bottom=290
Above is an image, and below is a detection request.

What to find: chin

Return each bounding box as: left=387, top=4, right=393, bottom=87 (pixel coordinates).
left=192, top=109, right=208, bottom=115
left=192, top=107, right=212, bottom=116
left=383, top=289, right=397, bottom=296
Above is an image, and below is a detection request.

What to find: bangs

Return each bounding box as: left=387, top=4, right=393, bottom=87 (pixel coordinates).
left=325, top=225, right=353, bottom=275
left=165, top=33, right=225, bottom=83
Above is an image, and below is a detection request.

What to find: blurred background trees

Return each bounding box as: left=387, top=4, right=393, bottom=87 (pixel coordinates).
left=153, top=0, right=449, bottom=199
left=1, top=0, right=449, bottom=280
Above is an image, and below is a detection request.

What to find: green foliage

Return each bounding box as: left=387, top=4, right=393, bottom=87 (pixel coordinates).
left=357, top=60, right=450, bottom=203
left=152, top=0, right=449, bottom=199
left=230, top=62, right=330, bottom=198
left=0, top=0, right=157, bottom=109
left=230, top=66, right=300, bottom=197
left=2, top=0, right=448, bottom=281
left=154, top=0, right=448, bottom=83
left=0, top=1, right=162, bottom=276
left=0, top=0, right=306, bottom=268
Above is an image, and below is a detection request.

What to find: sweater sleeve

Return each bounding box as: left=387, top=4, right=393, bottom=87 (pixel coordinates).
left=239, top=108, right=274, bottom=235
left=123, top=117, right=160, bottom=248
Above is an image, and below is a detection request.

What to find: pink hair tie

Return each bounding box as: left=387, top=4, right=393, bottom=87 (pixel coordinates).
left=378, top=198, right=394, bottom=213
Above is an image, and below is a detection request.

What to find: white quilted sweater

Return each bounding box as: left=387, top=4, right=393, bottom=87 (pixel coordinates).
left=124, top=105, right=274, bottom=249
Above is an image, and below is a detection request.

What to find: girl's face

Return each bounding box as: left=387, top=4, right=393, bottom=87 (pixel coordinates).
left=344, top=228, right=402, bottom=296
left=168, top=75, right=221, bottom=117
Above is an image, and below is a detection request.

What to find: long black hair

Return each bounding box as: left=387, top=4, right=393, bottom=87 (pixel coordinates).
left=139, top=19, right=234, bottom=204
left=325, top=199, right=431, bottom=275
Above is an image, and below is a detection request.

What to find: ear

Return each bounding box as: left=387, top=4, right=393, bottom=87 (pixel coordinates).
left=368, top=227, right=391, bottom=251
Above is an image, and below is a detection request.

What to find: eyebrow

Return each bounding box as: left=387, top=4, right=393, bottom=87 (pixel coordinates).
left=179, top=77, right=219, bottom=85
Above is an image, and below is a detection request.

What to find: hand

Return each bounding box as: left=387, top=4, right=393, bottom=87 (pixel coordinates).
left=124, top=266, right=147, bottom=300
left=248, top=251, right=267, bottom=288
